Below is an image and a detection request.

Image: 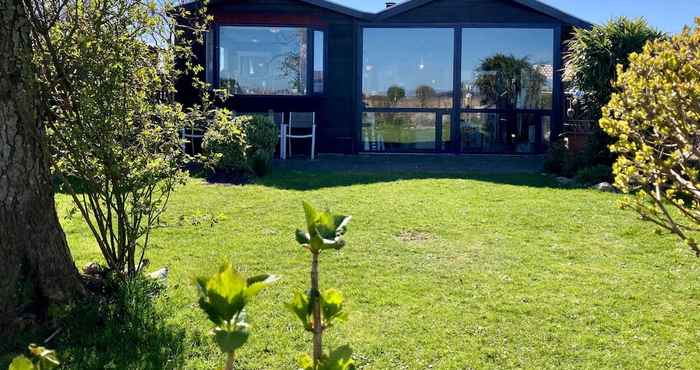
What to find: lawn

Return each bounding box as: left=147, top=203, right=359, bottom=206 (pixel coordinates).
left=50, top=160, right=700, bottom=369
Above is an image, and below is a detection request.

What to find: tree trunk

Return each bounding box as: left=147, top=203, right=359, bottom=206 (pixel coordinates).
left=0, top=0, right=84, bottom=336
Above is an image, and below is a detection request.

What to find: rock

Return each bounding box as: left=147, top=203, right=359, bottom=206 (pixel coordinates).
left=148, top=267, right=169, bottom=285
left=82, top=261, right=103, bottom=276
left=555, top=176, right=574, bottom=185
left=592, top=182, right=616, bottom=192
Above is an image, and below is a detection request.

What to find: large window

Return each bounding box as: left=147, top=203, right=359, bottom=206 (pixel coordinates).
left=215, top=26, right=325, bottom=96
left=362, top=112, right=437, bottom=151
left=362, top=28, right=454, bottom=108
left=313, top=30, right=324, bottom=93
left=360, top=26, right=556, bottom=154
left=461, top=28, right=554, bottom=110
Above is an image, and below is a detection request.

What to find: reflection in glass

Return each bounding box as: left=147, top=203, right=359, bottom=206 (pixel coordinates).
left=461, top=28, right=553, bottom=109
left=362, top=112, right=436, bottom=151
left=460, top=113, right=544, bottom=153
left=219, top=26, right=307, bottom=95
left=441, top=114, right=452, bottom=151
left=313, top=30, right=324, bottom=93
left=362, top=28, right=454, bottom=108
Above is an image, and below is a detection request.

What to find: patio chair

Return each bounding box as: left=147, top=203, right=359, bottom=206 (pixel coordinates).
left=287, top=112, right=316, bottom=159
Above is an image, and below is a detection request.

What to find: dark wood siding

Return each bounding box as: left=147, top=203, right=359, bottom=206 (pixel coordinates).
left=375, top=0, right=559, bottom=24
left=177, top=0, right=359, bottom=154
left=177, top=0, right=577, bottom=154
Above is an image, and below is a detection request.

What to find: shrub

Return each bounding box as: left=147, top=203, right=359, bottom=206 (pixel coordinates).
left=202, top=110, right=248, bottom=174
left=600, top=19, right=700, bottom=256
left=237, top=115, right=279, bottom=176
left=574, top=165, right=613, bottom=186
left=558, top=17, right=665, bottom=174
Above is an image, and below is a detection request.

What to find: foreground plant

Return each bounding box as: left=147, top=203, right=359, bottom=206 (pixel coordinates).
left=8, top=344, right=59, bottom=370
left=601, top=19, right=700, bottom=256
left=195, top=262, right=277, bottom=370
left=27, top=0, right=209, bottom=277
left=287, top=202, right=354, bottom=369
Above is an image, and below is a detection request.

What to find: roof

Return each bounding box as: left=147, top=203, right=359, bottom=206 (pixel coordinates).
left=375, top=0, right=592, bottom=27
left=180, top=0, right=592, bottom=28
left=178, top=0, right=372, bottom=19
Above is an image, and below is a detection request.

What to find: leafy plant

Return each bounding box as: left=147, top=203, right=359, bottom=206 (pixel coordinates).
left=287, top=202, right=355, bottom=369
left=238, top=115, right=280, bottom=176
left=600, top=19, right=700, bottom=257
left=29, top=0, right=210, bottom=277
left=8, top=345, right=59, bottom=370
left=559, top=17, right=664, bottom=173
left=195, top=262, right=278, bottom=370
left=202, top=110, right=248, bottom=174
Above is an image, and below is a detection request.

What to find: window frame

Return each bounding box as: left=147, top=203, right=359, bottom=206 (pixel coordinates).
left=356, top=22, right=562, bottom=154
left=211, top=23, right=327, bottom=97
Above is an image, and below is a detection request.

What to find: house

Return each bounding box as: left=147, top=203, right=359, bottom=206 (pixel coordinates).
left=178, top=0, right=591, bottom=155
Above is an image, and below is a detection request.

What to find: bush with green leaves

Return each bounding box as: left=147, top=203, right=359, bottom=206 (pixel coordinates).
left=202, top=110, right=248, bottom=174
left=238, top=115, right=279, bottom=176
left=553, top=17, right=665, bottom=174
left=8, top=345, right=59, bottom=370
left=195, top=262, right=278, bottom=370
left=287, top=202, right=355, bottom=370
left=600, top=19, right=700, bottom=257
left=30, top=0, right=209, bottom=277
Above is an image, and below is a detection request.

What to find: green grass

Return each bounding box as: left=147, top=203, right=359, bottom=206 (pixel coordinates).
left=46, top=168, right=700, bottom=368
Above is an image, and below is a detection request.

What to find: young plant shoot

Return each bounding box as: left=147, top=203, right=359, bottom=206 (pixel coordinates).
left=287, top=202, right=355, bottom=369
left=196, top=262, right=278, bottom=370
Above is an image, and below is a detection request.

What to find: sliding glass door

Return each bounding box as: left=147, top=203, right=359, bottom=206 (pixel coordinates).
left=359, top=25, right=557, bottom=154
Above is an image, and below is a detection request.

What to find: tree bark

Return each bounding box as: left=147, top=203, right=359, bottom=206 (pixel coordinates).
left=0, top=0, right=84, bottom=336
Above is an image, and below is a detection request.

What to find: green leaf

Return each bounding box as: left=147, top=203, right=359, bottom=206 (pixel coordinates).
left=8, top=356, right=34, bottom=370
left=319, top=345, right=355, bottom=370
left=302, top=201, right=318, bottom=236
left=196, top=262, right=276, bottom=326
left=295, top=229, right=311, bottom=245
left=28, top=344, right=59, bottom=370
left=300, top=202, right=352, bottom=252
left=285, top=291, right=313, bottom=331
left=213, top=323, right=250, bottom=353
left=298, top=353, right=314, bottom=370
left=321, top=289, right=348, bottom=328
left=244, top=274, right=279, bottom=300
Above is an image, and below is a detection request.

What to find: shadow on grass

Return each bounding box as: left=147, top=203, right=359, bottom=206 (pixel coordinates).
left=1, top=277, right=188, bottom=370
left=248, top=154, right=576, bottom=191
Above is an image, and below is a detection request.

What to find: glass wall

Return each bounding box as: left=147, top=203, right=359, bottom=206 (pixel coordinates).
left=461, top=28, right=554, bottom=110
left=362, top=28, right=454, bottom=108
left=313, top=30, right=324, bottom=93
left=218, top=26, right=308, bottom=95
left=362, top=112, right=437, bottom=151
left=360, top=25, right=556, bottom=153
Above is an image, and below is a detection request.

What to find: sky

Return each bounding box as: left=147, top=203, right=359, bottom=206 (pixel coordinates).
left=338, top=0, right=700, bottom=34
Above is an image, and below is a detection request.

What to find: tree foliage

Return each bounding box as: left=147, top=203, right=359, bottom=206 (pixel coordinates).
left=601, top=19, right=700, bottom=256
left=474, top=53, right=545, bottom=110
left=386, top=85, right=406, bottom=106
left=564, top=17, right=664, bottom=114
left=26, top=0, right=209, bottom=276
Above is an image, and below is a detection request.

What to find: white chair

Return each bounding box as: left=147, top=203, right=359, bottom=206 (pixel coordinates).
left=287, top=112, right=316, bottom=160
